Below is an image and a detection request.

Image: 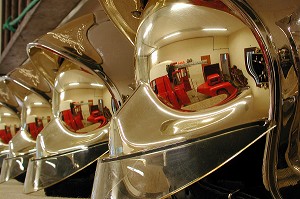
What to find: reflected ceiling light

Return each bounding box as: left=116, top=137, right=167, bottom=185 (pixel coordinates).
left=127, top=166, right=144, bottom=176
left=28, top=148, right=36, bottom=153
left=59, top=72, right=65, bottom=78
left=3, top=113, right=11, bottom=116
left=69, top=82, right=79, bottom=86
left=151, top=50, right=158, bottom=65
left=16, top=160, right=25, bottom=171
left=13, top=79, right=31, bottom=90
left=34, top=102, right=43, bottom=105
left=143, top=23, right=153, bottom=39
left=171, top=3, right=192, bottom=11
left=137, top=47, right=142, bottom=56
left=163, top=32, right=181, bottom=40
left=45, top=161, right=56, bottom=168
left=202, top=28, right=228, bottom=31
left=90, top=83, right=104, bottom=87
left=27, top=108, right=31, bottom=115
left=201, top=118, right=214, bottom=123
left=60, top=91, right=65, bottom=101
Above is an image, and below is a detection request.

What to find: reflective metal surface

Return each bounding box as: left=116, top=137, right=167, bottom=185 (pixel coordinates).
left=0, top=79, right=22, bottom=113
left=0, top=153, right=32, bottom=183
left=0, top=103, right=20, bottom=170
left=98, top=0, right=142, bottom=44
left=28, top=12, right=103, bottom=87
left=0, top=141, right=8, bottom=169
left=276, top=9, right=300, bottom=197
left=93, top=124, right=274, bottom=199
left=0, top=104, right=20, bottom=145
left=24, top=10, right=134, bottom=193
left=28, top=10, right=134, bottom=99
left=135, top=2, right=269, bottom=112
left=24, top=142, right=108, bottom=193
left=243, top=1, right=300, bottom=198
left=0, top=61, right=52, bottom=183
left=8, top=59, right=52, bottom=99
left=110, top=82, right=269, bottom=155
left=0, top=82, right=21, bottom=172
left=92, top=0, right=279, bottom=198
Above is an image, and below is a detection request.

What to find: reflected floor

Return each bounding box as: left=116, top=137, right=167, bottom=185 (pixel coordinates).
left=182, top=93, right=227, bottom=111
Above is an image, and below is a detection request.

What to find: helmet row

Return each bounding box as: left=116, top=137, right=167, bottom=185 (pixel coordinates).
left=0, top=0, right=300, bottom=198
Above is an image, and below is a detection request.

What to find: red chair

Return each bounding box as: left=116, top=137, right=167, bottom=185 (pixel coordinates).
left=87, top=110, right=107, bottom=128
left=197, top=74, right=237, bottom=96
left=26, top=115, right=44, bottom=139
left=0, top=123, right=12, bottom=144
left=59, top=100, right=84, bottom=131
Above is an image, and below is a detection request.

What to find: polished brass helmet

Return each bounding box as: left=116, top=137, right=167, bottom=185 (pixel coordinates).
left=92, top=0, right=300, bottom=198
left=23, top=10, right=134, bottom=195
left=0, top=102, right=20, bottom=172
left=0, top=60, right=52, bottom=183
left=99, top=0, right=144, bottom=45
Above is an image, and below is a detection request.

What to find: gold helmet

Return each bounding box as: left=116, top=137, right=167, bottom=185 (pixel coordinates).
left=92, top=0, right=300, bottom=198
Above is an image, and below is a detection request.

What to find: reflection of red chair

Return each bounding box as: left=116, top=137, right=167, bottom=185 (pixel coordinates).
left=152, top=69, right=193, bottom=108
left=197, top=63, right=238, bottom=105
left=27, top=115, right=44, bottom=139
left=60, top=100, right=84, bottom=131
left=0, top=123, right=12, bottom=144
left=172, top=70, right=191, bottom=106
left=150, top=61, right=181, bottom=109
left=87, top=110, right=107, bottom=128
left=197, top=73, right=238, bottom=104
left=155, top=76, right=181, bottom=109
left=71, top=102, right=84, bottom=130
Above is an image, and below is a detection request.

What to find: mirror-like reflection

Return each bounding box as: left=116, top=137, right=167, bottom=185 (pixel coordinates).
left=0, top=102, right=20, bottom=177
left=0, top=79, right=38, bottom=183
left=23, top=93, right=52, bottom=139
left=273, top=7, right=300, bottom=199
left=53, top=58, right=113, bottom=134
left=98, top=0, right=142, bottom=44
left=4, top=76, right=52, bottom=141
left=136, top=3, right=269, bottom=112
left=0, top=106, right=20, bottom=144
left=0, top=80, right=21, bottom=112
left=9, top=59, right=52, bottom=98
left=28, top=44, right=115, bottom=135
left=0, top=59, right=53, bottom=183
left=24, top=26, right=121, bottom=193
left=0, top=80, right=22, bottom=151
left=92, top=1, right=273, bottom=198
